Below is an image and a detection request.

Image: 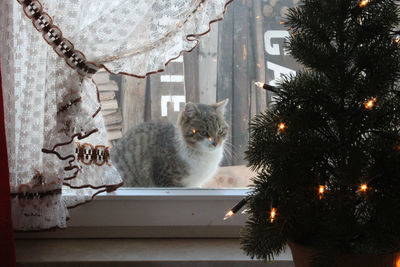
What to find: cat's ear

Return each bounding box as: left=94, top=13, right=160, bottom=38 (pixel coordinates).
left=183, top=102, right=199, bottom=118
left=214, top=98, right=229, bottom=114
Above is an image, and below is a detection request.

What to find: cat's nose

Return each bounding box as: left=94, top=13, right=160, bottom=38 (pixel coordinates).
left=208, top=137, right=217, bottom=147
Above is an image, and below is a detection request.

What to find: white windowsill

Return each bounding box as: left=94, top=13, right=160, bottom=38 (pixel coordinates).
left=96, top=188, right=250, bottom=199
left=16, top=238, right=294, bottom=267
left=16, top=189, right=294, bottom=266
left=16, top=188, right=250, bottom=239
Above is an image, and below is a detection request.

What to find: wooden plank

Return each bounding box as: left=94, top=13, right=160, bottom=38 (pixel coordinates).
left=120, top=75, right=146, bottom=134
left=252, top=0, right=268, bottom=112
left=97, top=80, right=119, bottom=92
left=198, top=24, right=218, bottom=104
left=107, top=130, right=123, bottom=141
left=144, top=76, right=152, bottom=122
left=99, top=91, right=115, bottom=102
left=216, top=1, right=235, bottom=166
left=106, top=123, right=123, bottom=131
left=247, top=23, right=256, bottom=121
left=102, top=99, right=118, bottom=110
left=101, top=110, right=116, bottom=116
left=250, top=80, right=258, bottom=120
left=183, top=47, right=200, bottom=103
left=103, top=111, right=122, bottom=126
left=93, top=71, right=111, bottom=84
left=231, top=0, right=250, bottom=166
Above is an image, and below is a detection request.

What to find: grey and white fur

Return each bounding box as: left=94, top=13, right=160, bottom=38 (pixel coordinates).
left=111, top=100, right=229, bottom=187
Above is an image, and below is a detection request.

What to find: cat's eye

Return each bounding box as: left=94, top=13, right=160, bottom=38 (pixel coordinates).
left=218, top=129, right=226, bottom=135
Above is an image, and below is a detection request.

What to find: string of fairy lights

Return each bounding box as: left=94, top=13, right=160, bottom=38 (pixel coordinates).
left=223, top=0, right=397, bottom=222
left=224, top=83, right=374, bottom=221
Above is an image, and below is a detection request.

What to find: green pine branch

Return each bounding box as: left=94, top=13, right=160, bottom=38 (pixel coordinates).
left=241, top=0, right=400, bottom=260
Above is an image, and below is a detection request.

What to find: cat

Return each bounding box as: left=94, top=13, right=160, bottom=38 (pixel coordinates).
left=110, top=99, right=229, bottom=187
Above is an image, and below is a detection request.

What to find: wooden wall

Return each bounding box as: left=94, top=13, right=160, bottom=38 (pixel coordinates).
left=101, top=0, right=301, bottom=166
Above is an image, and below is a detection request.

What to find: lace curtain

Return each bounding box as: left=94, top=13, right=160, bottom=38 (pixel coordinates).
left=0, top=0, right=232, bottom=230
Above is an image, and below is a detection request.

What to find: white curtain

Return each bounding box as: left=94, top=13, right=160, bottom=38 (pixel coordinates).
left=0, top=0, right=233, bottom=230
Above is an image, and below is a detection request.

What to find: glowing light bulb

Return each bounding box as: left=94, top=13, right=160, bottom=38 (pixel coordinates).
left=223, top=197, right=248, bottom=220
left=396, top=255, right=400, bottom=267
left=270, top=208, right=277, bottom=223
left=319, top=185, right=325, bottom=195
left=192, top=129, right=196, bottom=134
left=395, top=36, right=400, bottom=44
left=255, top=81, right=265, bottom=88
left=224, top=210, right=234, bottom=220
left=359, top=0, right=369, bottom=7
left=254, top=82, right=279, bottom=94
left=364, top=98, right=376, bottom=109
left=318, top=185, right=326, bottom=200
left=278, top=123, right=286, bottom=131
left=359, top=184, right=368, bottom=192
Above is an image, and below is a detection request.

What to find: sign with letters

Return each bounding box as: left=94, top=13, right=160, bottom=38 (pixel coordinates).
left=264, top=23, right=301, bottom=88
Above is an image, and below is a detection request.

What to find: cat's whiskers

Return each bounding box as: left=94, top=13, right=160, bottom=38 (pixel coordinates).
left=221, top=141, right=240, bottom=162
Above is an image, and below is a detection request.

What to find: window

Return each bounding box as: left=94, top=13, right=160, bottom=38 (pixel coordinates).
left=93, top=0, right=300, bottom=189
left=13, top=0, right=300, bottom=238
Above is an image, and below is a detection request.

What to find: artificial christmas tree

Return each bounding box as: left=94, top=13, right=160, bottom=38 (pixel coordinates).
left=240, top=0, right=400, bottom=266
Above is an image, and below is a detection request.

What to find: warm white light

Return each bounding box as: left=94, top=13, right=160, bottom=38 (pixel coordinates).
left=192, top=129, right=196, bottom=134
left=224, top=210, right=234, bottom=220
left=278, top=123, right=286, bottom=131
left=270, top=208, right=277, bottom=223
left=359, top=0, right=369, bottom=7
left=318, top=185, right=325, bottom=199
left=255, top=81, right=265, bottom=88
left=364, top=98, right=376, bottom=109
left=359, top=184, right=368, bottom=192
left=395, top=36, right=400, bottom=44
left=319, top=185, right=325, bottom=194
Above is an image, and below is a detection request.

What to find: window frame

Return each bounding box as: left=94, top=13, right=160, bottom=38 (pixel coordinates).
left=14, top=188, right=249, bottom=239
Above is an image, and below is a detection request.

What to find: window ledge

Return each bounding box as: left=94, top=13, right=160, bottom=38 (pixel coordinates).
left=15, top=190, right=294, bottom=266
left=16, top=238, right=294, bottom=267
left=94, top=188, right=250, bottom=200
left=15, top=189, right=251, bottom=239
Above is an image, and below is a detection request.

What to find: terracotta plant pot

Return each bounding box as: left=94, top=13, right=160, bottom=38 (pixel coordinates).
left=288, top=241, right=400, bottom=267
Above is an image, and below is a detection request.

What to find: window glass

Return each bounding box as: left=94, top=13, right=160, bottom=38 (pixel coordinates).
left=94, top=0, right=300, bottom=188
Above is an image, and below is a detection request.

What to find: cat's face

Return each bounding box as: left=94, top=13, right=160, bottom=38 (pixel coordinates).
left=178, top=100, right=229, bottom=152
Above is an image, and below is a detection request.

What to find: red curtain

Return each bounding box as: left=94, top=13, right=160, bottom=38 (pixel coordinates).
left=0, top=61, right=16, bottom=266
